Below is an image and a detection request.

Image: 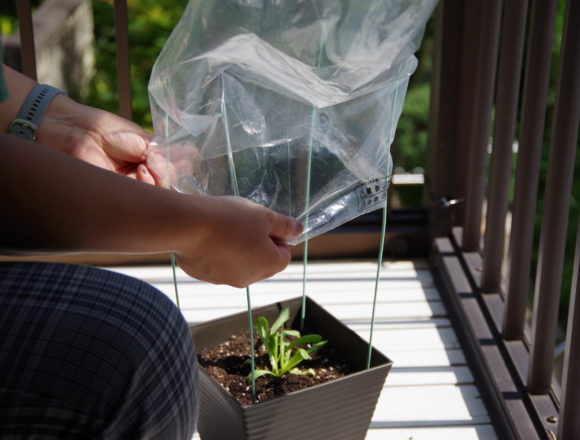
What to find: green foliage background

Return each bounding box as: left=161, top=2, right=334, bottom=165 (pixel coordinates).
left=88, top=0, right=188, bottom=128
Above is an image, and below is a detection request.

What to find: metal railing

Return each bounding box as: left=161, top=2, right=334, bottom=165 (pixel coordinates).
left=8, top=0, right=580, bottom=438
left=429, top=0, right=580, bottom=438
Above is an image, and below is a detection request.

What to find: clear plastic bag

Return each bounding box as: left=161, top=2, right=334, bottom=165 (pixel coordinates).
left=148, top=0, right=436, bottom=245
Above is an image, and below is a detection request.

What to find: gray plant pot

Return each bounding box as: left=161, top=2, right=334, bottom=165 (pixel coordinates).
left=190, top=296, right=392, bottom=440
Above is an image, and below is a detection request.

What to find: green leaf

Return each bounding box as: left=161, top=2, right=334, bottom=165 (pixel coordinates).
left=270, top=332, right=280, bottom=375
left=251, top=308, right=327, bottom=380
left=270, top=307, right=290, bottom=334
left=282, top=333, right=293, bottom=369
left=268, top=334, right=279, bottom=374
left=307, top=340, right=327, bottom=355
left=247, top=369, right=277, bottom=382
left=280, top=348, right=312, bottom=375
left=255, top=316, right=270, bottom=341
left=282, top=329, right=300, bottom=338
left=288, top=334, right=323, bottom=349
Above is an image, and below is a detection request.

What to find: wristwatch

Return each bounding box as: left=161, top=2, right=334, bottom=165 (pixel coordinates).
left=8, top=84, right=65, bottom=141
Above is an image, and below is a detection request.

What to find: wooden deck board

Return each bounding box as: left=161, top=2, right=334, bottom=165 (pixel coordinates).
left=372, top=385, right=490, bottom=427
left=364, top=425, right=497, bottom=439
left=109, top=260, right=497, bottom=439
left=386, top=366, right=474, bottom=387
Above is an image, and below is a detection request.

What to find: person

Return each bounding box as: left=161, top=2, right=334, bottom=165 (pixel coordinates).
left=0, top=62, right=301, bottom=438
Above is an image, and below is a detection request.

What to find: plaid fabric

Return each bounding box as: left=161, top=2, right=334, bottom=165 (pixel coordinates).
left=0, top=262, right=199, bottom=439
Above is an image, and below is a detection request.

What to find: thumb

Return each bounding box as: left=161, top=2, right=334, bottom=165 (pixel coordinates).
left=268, top=211, right=303, bottom=239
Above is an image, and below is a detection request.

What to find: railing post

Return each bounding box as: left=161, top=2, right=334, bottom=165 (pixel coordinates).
left=457, top=0, right=502, bottom=252
left=560, top=228, right=580, bottom=438
left=114, top=0, right=133, bottom=120
left=528, top=0, right=580, bottom=395
left=503, top=0, right=557, bottom=341
left=481, top=0, right=529, bottom=293
left=16, top=0, right=37, bottom=80
left=426, top=0, right=466, bottom=238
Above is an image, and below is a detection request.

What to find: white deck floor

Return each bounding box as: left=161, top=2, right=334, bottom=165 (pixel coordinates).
left=110, top=260, right=497, bottom=440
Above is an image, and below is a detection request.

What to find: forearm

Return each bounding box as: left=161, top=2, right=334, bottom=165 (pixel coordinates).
left=1, top=133, right=299, bottom=286
left=0, top=64, right=87, bottom=155
left=1, top=65, right=158, bottom=185
left=0, top=65, right=36, bottom=133
left=0, top=134, right=202, bottom=255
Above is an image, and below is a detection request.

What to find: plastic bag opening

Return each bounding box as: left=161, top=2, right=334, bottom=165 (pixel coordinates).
left=148, top=0, right=437, bottom=245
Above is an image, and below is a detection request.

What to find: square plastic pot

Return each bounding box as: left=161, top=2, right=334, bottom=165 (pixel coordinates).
left=190, top=296, right=392, bottom=440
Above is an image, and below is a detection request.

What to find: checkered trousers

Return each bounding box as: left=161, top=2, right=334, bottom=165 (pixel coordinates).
left=0, top=262, right=199, bottom=439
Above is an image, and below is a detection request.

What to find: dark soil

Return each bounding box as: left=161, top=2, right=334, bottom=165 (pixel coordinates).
left=197, top=330, right=355, bottom=405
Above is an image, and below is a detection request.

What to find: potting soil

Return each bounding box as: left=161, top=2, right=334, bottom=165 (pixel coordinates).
left=197, top=330, right=354, bottom=405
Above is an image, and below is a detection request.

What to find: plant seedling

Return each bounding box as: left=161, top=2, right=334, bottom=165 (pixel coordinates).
left=248, top=307, right=327, bottom=382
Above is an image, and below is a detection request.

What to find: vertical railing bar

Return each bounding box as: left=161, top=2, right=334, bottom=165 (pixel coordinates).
left=113, top=0, right=133, bottom=120
left=453, top=0, right=479, bottom=228
left=560, top=228, right=580, bottom=437
left=461, top=0, right=503, bottom=251
left=455, top=0, right=501, bottom=250
left=425, top=0, right=465, bottom=237
left=528, top=0, right=580, bottom=395
left=16, top=0, right=37, bottom=80
left=481, top=0, right=529, bottom=293
left=425, top=2, right=443, bottom=200
left=502, top=0, right=557, bottom=340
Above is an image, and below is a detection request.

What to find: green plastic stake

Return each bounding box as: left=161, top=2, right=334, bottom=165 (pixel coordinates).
left=366, top=203, right=388, bottom=369
left=367, top=82, right=398, bottom=369
left=300, top=10, right=327, bottom=331
left=222, top=85, right=257, bottom=403
left=171, top=253, right=181, bottom=310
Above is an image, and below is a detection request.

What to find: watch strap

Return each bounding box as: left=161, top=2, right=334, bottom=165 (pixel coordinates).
left=8, top=84, right=65, bottom=141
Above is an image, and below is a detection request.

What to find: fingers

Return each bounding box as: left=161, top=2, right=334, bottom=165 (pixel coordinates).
left=145, top=147, right=172, bottom=189
left=174, top=196, right=301, bottom=288
left=136, top=164, right=156, bottom=186
left=146, top=139, right=203, bottom=190
left=268, top=211, right=303, bottom=239
left=101, top=115, right=153, bottom=163
left=231, top=244, right=292, bottom=288
left=273, top=240, right=292, bottom=270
